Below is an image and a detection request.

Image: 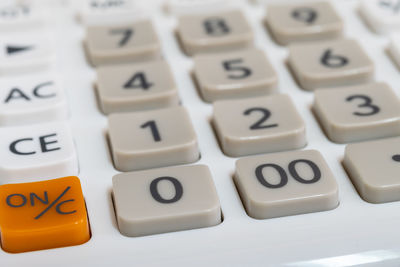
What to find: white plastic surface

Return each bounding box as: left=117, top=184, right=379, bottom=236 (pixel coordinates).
left=2, top=0, right=400, bottom=266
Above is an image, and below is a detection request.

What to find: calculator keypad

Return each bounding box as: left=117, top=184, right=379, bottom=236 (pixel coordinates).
left=344, top=137, right=400, bottom=203
left=288, top=39, right=374, bottom=90
left=0, top=122, right=79, bottom=183
left=177, top=10, right=253, bottom=55
left=266, top=1, right=343, bottom=45
left=85, top=20, right=161, bottom=66
left=213, top=94, right=306, bottom=157
left=0, top=73, right=68, bottom=126
left=193, top=48, right=278, bottom=102
left=108, top=106, right=199, bottom=171
left=234, top=150, right=339, bottom=219
left=313, top=82, right=400, bottom=143
left=96, top=60, right=180, bottom=114
left=112, top=164, right=221, bottom=237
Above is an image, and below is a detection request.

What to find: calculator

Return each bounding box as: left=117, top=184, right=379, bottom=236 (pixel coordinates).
left=2, top=0, right=400, bottom=266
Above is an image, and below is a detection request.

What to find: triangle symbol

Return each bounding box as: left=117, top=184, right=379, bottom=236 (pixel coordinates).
left=6, top=45, right=34, bottom=55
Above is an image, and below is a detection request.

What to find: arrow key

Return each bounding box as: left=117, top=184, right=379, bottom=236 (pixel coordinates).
left=0, top=34, right=55, bottom=75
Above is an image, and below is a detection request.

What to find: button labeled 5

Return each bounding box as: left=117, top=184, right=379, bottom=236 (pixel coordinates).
left=0, top=176, right=90, bottom=253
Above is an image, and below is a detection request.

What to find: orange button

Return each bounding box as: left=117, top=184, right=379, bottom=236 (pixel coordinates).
left=0, top=176, right=90, bottom=253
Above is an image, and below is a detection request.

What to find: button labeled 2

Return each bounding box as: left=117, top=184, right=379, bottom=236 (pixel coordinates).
left=0, top=176, right=90, bottom=253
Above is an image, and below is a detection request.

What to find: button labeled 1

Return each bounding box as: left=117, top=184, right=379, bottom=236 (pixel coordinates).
left=0, top=122, right=78, bottom=183
left=0, top=176, right=90, bottom=253
left=0, top=73, right=68, bottom=125
left=234, top=150, right=338, bottom=219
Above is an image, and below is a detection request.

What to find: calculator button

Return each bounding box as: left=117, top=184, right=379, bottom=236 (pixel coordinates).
left=0, top=176, right=90, bottom=253
left=314, top=82, right=400, bottom=143
left=166, top=0, right=239, bottom=15
left=108, top=106, right=199, bottom=171
left=0, top=3, right=43, bottom=32
left=78, top=0, right=144, bottom=26
left=0, top=122, right=78, bottom=183
left=266, top=1, right=343, bottom=45
left=288, top=39, right=374, bottom=91
left=193, top=48, right=278, bottom=102
left=234, top=150, right=338, bottom=219
left=85, top=20, right=160, bottom=66
left=177, top=10, right=253, bottom=56
left=360, top=0, right=400, bottom=34
left=213, top=94, right=306, bottom=157
left=112, top=164, right=221, bottom=237
left=96, top=60, right=179, bottom=114
left=0, top=73, right=68, bottom=126
left=344, top=137, right=400, bottom=203
left=0, top=34, right=55, bottom=75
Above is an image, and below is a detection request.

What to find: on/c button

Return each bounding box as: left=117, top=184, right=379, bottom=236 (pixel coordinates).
left=0, top=176, right=90, bottom=253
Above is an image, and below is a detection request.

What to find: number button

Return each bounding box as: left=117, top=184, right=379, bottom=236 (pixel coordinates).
left=0, top=72, right=68, bottom=125
left=344, top=137, right=400, bottom=203
left=266, top=1, right=343, bottom=45
left=85, top=20, right=160, bottom=66
left=193, top=48, right=278, bottom=102
left=213, top=94, right=306, bottom=157
left=360, top=0, right=400, bottom=34
left=0, top=176, right=90, bottom=253
left=234, top=150, right=338, bottom=219
left=0, top=122, right=78, bottom=184
left=78, top=0, right=144, bottom=26
left=288, top=39, right=374, bottom=90
left=112, top=165, right=221, bottom=237
left=313, top=82, right=400, bottom=143
left=108, top=106, right=199, bottom=171
left=96, top=60, right=179, bottom=114
left=177, top=10, right=253, bottom=55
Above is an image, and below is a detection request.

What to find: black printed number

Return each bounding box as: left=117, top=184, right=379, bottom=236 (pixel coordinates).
left=346, top=95, right=380, bottom=116
left=150, top=176, right=183, bottom=204
left=291, top=7, right=317, bottom=24
left=124, top=72, right=153, bottom=90
left=223, top=59, right=252, bottom=80
left=255, top=159, right=321, bottom=189
left=203, top=18, right=230, bottom=36
left=110, top=28, right=133, bottom=46
left=244, top=107, right=278, bottom=130
left=141, top=120, right=161, bottom=142
left=320, top=49, right=349, bottom=68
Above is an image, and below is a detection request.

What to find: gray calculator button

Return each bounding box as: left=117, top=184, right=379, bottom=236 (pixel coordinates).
left=288, top=39, right=374, bottom=90
left=314, top=82, right=400, bottom=143
left=266, top=1, right=343, bottom=45
left=177, top=10, right=253, bottom=56
left=96, top=60, right=179, bottom=114
left=85, top=20, right=161, bottom=66
left=112, top=164, right=221, bottom=237
left=193, top=48, right=278, bottom=102
left=108, top=106, right=199, bottom=171
left=213, top=94, right=306, bottom=157
left=344, top=137, right=400, bottom=203
left=234, top=150, right=339, bottom=219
